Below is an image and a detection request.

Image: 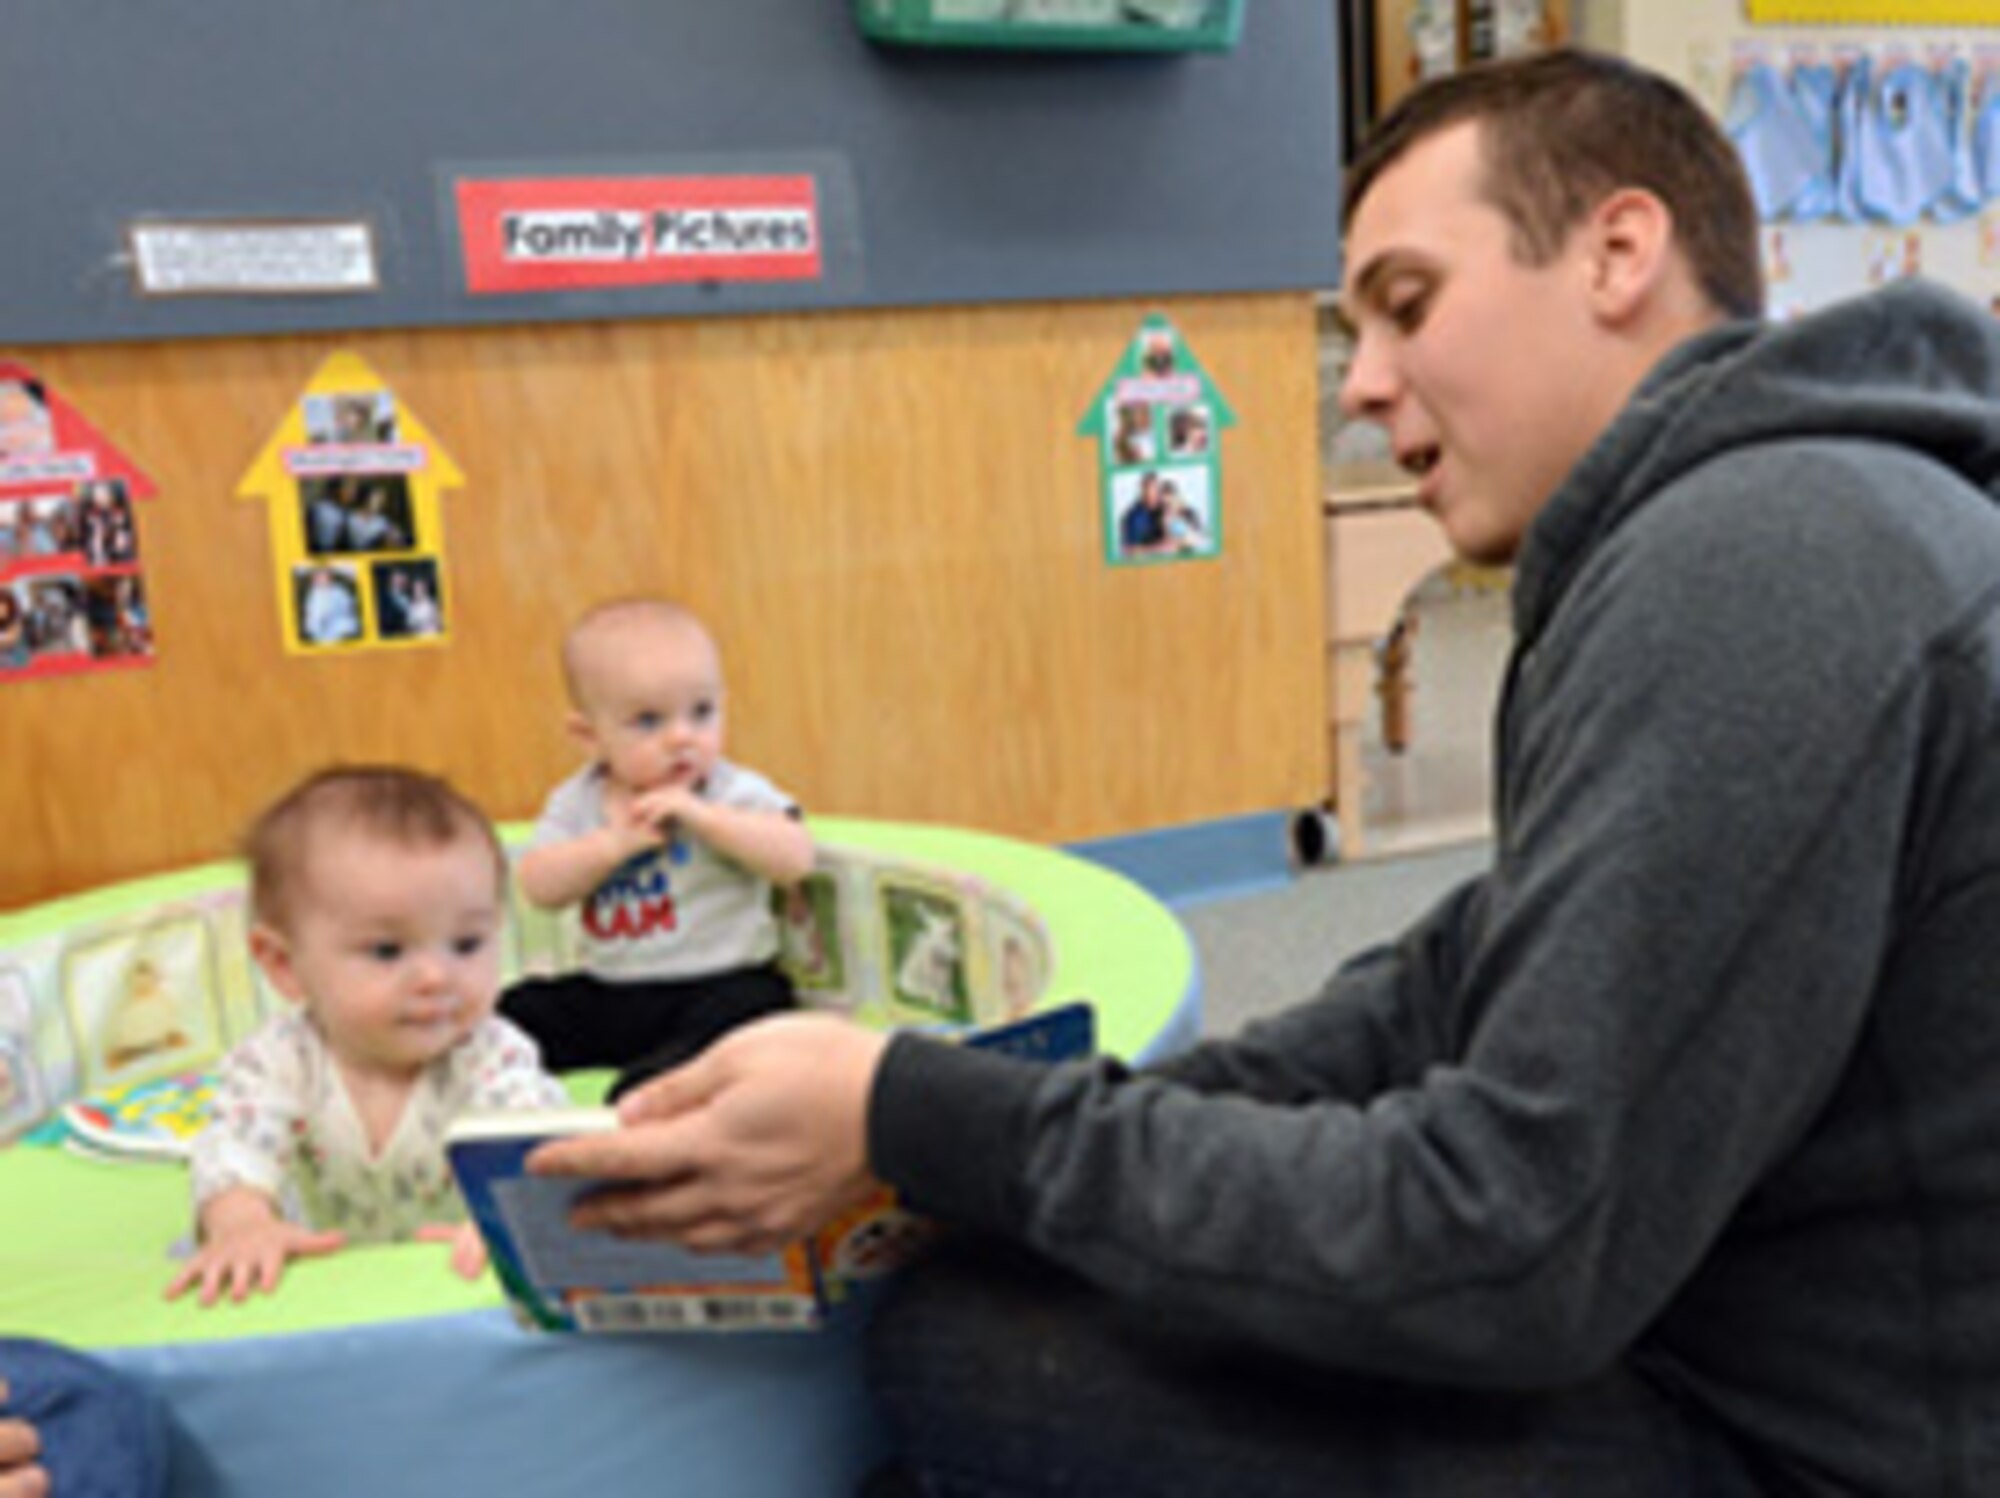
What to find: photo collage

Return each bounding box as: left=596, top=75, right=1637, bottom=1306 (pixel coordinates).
left=0, top=375, right=154, bottom=681
left=1102, top=325, right=1221, bottom=565
left=287, top=388, right=446, bottom=651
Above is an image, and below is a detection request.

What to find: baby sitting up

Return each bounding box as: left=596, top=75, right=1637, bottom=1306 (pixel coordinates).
left=167, top=766, right=567, bottom=1305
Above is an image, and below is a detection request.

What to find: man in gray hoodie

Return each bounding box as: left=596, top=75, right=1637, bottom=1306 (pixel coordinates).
left=536, top=50, right=2000, bottom=1496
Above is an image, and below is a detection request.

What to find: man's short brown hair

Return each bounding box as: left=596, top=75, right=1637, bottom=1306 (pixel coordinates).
left=244, top=765, right=505, bottom=931
left=1346, top=49, right=1763, bottom=322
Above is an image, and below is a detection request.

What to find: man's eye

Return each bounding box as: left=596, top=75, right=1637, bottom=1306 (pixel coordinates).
left=1385, top=290, right=1431, bottom=332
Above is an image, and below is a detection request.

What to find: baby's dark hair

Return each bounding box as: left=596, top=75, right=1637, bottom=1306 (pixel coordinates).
left=244, top=765, right=504, bottom=931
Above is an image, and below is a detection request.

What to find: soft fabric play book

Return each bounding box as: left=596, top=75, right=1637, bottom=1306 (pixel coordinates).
left=62, top=1069, right=216, bottom=1162
left=447, top=1002, right=1095, bottom=1334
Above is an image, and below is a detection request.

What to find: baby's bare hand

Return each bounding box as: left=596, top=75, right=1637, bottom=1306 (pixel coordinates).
left=604, top=791, right=673, bottom=845
left=164, top=1223, right=345, bottom=1306
left=414, top=1221, right=490, bottom=1280
left=630, top=784, right=698, bottom=834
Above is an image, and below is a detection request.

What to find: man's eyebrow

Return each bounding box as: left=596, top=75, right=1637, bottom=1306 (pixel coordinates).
left=1333, top=252, right=1426, bottom=334
left=1347, top=254, right=1405, bottom=309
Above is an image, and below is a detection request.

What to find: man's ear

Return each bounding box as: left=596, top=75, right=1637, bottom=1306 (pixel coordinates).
left=1581, top=187, right=1676, bottom=323
left=248, top=923, right=308, bottom=1006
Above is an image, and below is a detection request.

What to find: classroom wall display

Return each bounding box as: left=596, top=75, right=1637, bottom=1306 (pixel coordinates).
left=3, top=290, right=1328, bottom=911
left=236, top=352, right=462, bottom=657
left=854, top=0, right=1246, bottom=53
left=0, top=362, right=156, bottom=682
left=1084, top=315, right=1234, bottom=566
left=453, top=170, right=828, bottom=297
left=128, top=219, right=380, bottom=299
left=1724, top=44, right=2000, bottom=228
left=1359, top=1, right=1569, bottom=129
left=1745, top=1, right=2000, bottom=21
left=0, top=6, right=1340, bottom=346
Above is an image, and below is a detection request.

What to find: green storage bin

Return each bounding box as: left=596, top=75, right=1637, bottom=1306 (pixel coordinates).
left=857, top=0, right=1245, bottom=54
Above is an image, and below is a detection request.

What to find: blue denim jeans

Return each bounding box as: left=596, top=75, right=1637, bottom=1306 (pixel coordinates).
left=0, top=1339, right=169, bottom=1498
left=865, top=1239, right=1775, bottom=1497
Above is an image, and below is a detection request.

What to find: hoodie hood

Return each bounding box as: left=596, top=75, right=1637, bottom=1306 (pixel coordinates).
left=1513, top=278, right=2000, bottom=644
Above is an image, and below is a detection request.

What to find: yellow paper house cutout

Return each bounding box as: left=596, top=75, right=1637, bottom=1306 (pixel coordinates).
left=237, top=351, right=464, bottom=656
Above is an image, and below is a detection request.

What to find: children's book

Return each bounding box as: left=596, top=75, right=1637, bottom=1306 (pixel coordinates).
left=61, top=1069, right=216, bottom=1162
left=447, top=1001, right=1095, bottom=1335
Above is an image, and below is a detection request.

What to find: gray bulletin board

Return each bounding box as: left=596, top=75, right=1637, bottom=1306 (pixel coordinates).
left=0, top=3, right=1342, bottom=347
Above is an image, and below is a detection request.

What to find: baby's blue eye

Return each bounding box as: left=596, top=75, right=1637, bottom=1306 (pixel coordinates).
left=633, top=711, right=664, bottom=731
left=369, top=942, right=403, bottom=962
left=453, top=935, right=486, bottom=957
left=691, top=699, right=716, bottom=724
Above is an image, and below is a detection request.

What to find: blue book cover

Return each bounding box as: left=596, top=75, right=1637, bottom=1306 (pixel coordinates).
left=447, top=1001, right=1095, bottom=1334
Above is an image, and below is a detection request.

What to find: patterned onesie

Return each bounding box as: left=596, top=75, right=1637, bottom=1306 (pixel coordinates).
left=190, top=1011, right=567, bottom=1241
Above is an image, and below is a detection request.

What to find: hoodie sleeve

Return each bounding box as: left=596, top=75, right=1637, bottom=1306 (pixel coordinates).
left=869, top=449, right=1948, bottom=1387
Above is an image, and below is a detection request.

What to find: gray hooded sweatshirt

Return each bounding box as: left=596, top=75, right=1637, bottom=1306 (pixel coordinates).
left=871, top=279, right=2000, bottom=1495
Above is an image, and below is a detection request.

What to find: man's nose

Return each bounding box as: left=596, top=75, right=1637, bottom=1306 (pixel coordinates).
left=1338, top=330, right=1398, bottom=423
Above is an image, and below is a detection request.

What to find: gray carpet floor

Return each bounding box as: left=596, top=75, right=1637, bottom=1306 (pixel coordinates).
left=1176, top=563, right=1505, bottom=1039
left=1178, top=839, right=1491, bottom=1039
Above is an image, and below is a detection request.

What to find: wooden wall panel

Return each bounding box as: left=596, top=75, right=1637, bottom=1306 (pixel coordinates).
left=1, top=293, right=1325, bottom=907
